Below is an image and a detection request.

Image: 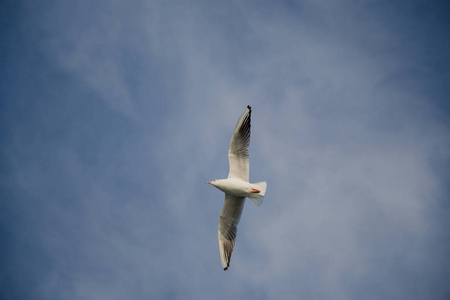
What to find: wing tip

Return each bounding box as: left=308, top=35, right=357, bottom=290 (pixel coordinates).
left=219, top=230, right=235, bottom=271
left=223, top=257, right=230, bottom=270
left=247, top=105, right=251, bottom=111
left=220, top=253, right=231, bottom=271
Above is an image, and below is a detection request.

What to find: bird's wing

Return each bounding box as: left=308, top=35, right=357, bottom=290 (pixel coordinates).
left=218, top=194, right=245, bottom=270
left=227, top=105, right=251, bottom=181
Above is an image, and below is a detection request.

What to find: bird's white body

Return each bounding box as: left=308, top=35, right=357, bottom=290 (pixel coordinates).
left=209, top=178, right=266, bottom=202
left=206, top=105, right=267, bottom=270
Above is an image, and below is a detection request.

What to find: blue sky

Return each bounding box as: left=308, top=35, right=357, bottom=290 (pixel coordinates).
left=1, top=0, right=450, bottom=299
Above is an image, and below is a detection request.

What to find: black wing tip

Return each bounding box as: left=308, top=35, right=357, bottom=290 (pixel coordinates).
left=247, top=105, right=251, bottom=111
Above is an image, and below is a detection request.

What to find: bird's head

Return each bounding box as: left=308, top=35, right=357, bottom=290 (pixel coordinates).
left=205, top=179, right=223, bottom=188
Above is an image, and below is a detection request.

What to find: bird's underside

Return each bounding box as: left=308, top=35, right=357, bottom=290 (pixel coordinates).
left=207, top=105, right=267, bottom=270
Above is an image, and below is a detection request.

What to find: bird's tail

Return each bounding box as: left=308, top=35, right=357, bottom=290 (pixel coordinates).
left=248, top=181, right=267, bottom=206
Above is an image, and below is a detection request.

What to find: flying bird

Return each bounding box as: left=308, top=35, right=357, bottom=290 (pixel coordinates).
left=206, top=105, right=267, bottom=270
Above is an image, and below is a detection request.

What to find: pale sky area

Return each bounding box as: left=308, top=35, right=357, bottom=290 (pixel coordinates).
left=1, top=1, right=450, bottom=299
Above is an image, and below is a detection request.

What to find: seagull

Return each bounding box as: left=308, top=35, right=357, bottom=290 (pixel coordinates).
left=206, top=105, right=267, bottom=271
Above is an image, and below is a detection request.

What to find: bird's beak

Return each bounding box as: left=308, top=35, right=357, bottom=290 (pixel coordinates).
left=205, top=181, right=211, bottom=184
